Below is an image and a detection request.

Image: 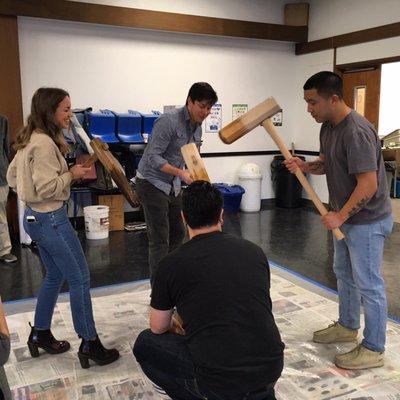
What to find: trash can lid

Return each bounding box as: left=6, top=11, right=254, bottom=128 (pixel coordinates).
left=213, top=183, right=245, bottom=196
left=238, top=163, right=262, bottom=179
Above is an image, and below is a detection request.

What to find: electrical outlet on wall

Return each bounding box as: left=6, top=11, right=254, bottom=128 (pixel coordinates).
left=272, top=110, right=283, bottom=126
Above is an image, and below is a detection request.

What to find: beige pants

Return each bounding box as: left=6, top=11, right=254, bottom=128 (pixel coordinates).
left=0, top=185, right=11, bottom=257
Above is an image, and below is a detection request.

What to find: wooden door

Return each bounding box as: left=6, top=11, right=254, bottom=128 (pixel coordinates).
left=342, top=67, right=381, bottom=129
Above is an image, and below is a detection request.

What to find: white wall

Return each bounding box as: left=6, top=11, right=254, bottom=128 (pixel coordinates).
left=17, top=0, right=400, bottom=205
left=308, top=0, right=400, bottom=41
left=18, top=10, right=298, bottom=200
left=337, top=37, right=400, bottom=65
left=379, top=61, right=400, bottom=137
left=288, top=50, right=334, bottom=203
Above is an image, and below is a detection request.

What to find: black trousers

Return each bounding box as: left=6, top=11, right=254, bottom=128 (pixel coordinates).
left=136, top=178, right=186, bottom=284
left=133, top=329, right=277, bottom=400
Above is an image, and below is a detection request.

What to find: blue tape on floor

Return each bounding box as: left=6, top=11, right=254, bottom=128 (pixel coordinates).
left=269, top=260, right=400, bottom=324
left=4, top=278, right=150, bottom=305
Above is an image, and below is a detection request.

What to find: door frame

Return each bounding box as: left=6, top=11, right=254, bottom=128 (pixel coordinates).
left=335, top=53, right=400, bottom=131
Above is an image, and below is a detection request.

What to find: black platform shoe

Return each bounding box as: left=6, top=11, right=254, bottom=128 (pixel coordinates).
left=27, top=322, right=71, bottom=357
left=78, top=335, right=119, bottom=369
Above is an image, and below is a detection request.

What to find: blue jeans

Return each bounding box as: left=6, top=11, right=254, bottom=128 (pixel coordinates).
left=24, top=205, right=97, bottom=340
left=133, top=330, right=277, bottom=400
left=333, top=214, right=393, bottom=352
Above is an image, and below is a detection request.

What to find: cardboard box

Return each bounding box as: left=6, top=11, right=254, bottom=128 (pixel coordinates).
left=94, top=194, right=124, bottom=231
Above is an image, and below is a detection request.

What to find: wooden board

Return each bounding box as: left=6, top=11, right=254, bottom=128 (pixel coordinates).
left=219, top=97, right=281, bottom=144
left=181, top=143, right=210, bottom=182
left=87, top=138, right=140, bottom=207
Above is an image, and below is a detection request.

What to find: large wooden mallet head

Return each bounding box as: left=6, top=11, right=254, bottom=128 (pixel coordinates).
left=219, top=97, right=345, bottom=241
left=219, top=98, right=281, bottom=144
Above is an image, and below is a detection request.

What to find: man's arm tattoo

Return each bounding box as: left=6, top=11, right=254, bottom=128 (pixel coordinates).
left=348, top=196, right=371, bottom=217
left=308, top=160, right=325, bottom=174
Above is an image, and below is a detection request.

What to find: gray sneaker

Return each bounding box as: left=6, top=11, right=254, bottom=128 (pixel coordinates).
left=0, top=253, right=17, bottom=263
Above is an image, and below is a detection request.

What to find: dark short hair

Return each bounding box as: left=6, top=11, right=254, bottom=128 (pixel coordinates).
left=303, top=71, right=343, bottom=99
left=186, top=82, right=218, bottom=106
left=182, top=181, right=223, bottom=229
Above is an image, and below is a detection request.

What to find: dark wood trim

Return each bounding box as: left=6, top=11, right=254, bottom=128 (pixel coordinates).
left=0, top=0, right=308, bottom=42
left=296, top=22, right=400, bottom=55
left=296, top=37, right=334, bottom=55
left=0, top=14, right=23, bottom=142
left=333, top=48, right=338, bottom=74
left=0, top=15, right=23, bottom=240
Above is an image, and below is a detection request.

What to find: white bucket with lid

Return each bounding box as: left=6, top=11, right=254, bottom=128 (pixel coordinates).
left=83, top=205, right=109, bottom=240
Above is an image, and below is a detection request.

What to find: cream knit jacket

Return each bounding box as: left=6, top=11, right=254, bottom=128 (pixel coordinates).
left=7, top=131, right=73, bottom=212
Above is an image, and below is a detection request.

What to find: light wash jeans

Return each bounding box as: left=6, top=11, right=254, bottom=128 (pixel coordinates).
left=23, top=205, right=97, bottom=340
left=333, top=214, right=393, bottom=352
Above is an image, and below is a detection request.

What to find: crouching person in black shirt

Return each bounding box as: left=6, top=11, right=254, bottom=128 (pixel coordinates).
left=133, top=181, right=284, bottom=400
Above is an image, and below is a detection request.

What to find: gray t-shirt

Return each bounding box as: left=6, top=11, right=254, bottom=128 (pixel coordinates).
left=320, top=110, right=391, bottom=224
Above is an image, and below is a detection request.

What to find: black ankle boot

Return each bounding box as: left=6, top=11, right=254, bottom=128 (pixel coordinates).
left=78, top=335, right=119, bottom=369
left=27, top=322, right=71, bottom=357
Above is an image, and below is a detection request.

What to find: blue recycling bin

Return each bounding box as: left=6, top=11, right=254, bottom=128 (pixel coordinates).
left=213, top=183, right=245, bottom=214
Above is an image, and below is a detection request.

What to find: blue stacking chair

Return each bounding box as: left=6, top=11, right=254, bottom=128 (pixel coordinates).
left=87, top=109, right=119, bottom=143
left=115, top=110, right=143, bottom=143
left=140, top=111, right=162, bottom=140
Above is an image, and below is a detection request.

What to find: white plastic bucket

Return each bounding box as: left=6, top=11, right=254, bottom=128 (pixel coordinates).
left=84, top=205, right=109, bottom=240
left=238, top=163, right=262, bottom=212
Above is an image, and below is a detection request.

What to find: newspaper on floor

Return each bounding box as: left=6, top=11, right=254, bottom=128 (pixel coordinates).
left=3, top=272, right=400, bottom=399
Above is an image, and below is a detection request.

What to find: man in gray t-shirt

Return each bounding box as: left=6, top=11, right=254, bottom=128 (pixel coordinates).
left=286, top=71, right=393, bottom=370
left=136, top=82, right=217, bottom=284
left=320, top=110, right=391, bottom=224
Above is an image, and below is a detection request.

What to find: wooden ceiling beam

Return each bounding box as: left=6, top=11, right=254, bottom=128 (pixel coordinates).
left=0, top=0, right=308, bottom=43
left=296, top=22, right=400, bottom=55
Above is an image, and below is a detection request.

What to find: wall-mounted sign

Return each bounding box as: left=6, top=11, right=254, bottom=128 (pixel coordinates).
left=272, top=110, right=283, bottom=126
left=205, top=103, right=222, bottom=133
left=232, top=104, right=248, bottom=120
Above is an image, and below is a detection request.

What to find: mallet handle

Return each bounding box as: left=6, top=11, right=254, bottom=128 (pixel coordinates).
left=262, top=118, right=345, bottom=241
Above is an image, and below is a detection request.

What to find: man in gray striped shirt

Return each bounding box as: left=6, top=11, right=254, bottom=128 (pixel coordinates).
left=136, top=82, right=217, bottom=284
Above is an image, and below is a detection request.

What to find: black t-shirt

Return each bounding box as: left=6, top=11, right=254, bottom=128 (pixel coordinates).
left=151, top=231, right=284, bottom=394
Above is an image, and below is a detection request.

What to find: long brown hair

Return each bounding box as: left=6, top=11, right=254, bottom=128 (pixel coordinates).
left=14, top=87, right=70, bottom=154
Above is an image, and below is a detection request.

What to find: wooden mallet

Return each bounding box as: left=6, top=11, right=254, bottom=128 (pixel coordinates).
left=219, top=97, right=345, bottom=240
